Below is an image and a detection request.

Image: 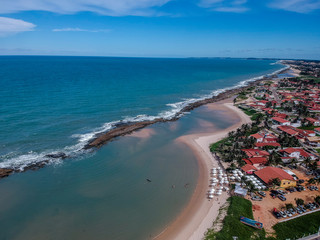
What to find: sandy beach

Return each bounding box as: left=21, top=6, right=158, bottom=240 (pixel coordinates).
left=154, top=98, right=251, bottom=240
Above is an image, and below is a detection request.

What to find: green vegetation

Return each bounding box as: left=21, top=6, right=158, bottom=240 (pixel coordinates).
left=283, top=88, right=296, bottom=91
left=210, top=137, right=231, bottom=152
left=298, top=125, right=317, bottom=130
left=295, top=198, right=304, bottom=206
left=205, top=196, right=267, bottom=240
left=316, top=149, right=320, bottom=154
left=273, top=211, right=320, bottom=240
left=239, top=108, right=264, bottom=122
left=251, top=113, right=264, bottom=122
left=299, top=75, right=320, bottom=83
left=241, top=108, right=257, bottom=116
left=237, top=91, right=249, bottom=100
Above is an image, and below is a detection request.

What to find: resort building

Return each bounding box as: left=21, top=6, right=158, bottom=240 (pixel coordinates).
left=254, top=167, right=296, bottom=188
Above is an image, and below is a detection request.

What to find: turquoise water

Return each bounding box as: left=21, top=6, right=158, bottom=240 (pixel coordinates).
left=0, top=57, right=284, bottom=239
left=0, top=56, right=284, bottom=170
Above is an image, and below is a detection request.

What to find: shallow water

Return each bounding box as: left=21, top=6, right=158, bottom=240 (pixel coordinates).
left=0, top=104, right=237, bottom=240
left=0, top=57, right=284, bottom=239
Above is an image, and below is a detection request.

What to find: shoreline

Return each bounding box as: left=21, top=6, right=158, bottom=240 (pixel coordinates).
left=0, top=66, right=289, bottom=179
left=154, top=98, right=252, bottom=240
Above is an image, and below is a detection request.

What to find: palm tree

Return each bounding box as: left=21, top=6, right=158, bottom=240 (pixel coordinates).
left=303, top=157, right=312, bottom=168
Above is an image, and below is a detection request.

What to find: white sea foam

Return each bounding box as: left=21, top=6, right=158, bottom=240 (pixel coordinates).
left=0, top=62, right=290, bottom=171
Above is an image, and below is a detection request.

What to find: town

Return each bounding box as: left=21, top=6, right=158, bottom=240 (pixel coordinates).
left=207, top=60, right=320, bottom=240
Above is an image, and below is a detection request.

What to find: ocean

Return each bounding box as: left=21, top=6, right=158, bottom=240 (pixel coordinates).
left=0, top=56, right=284, bottom=239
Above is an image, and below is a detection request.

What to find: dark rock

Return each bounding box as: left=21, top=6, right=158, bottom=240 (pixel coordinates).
left=0, top=168, right=14, bottom=178
left=45, top=152, right=68, bottom=159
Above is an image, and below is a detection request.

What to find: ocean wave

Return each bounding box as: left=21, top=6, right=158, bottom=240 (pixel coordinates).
left=0, top=63, right=289, bottom=171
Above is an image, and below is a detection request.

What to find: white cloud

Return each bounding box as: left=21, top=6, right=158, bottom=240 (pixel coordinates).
left=0, top=0, right=171, bottom=16
left=269, top=0, right=320, bottom=13
left=52, top=28, right=111, bottom=32
left=0, top=17, right=36, bottom=37
left=198, top=0, right=249, bottom=13
left=214, top=6, right=248, bottom=12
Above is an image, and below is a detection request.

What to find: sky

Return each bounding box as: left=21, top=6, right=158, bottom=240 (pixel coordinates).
left=0, top=0, right=320, bottom=59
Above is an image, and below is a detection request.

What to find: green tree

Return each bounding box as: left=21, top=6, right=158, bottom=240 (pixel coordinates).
left=308, top=178, right=316, bottom=185
left=270, top=177, right=281, bottom=186
left=285, top=203, right=294, bottom=210
left=295, top=198, right=304, bottom=206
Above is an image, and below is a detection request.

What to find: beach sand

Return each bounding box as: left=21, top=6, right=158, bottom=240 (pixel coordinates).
left=154, top=98, right=251, bottom=240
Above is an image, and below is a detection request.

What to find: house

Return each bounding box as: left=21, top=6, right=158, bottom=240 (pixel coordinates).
left=250, top=132, right=278, bottom=143
left=296, top=129, right=316, bottom=138
left=257, top=100, right=269, bottom=106
left=241, top=164, right=258, bottom=175
left=305, top=136, right=320, bottom=147
left=243, top=157, right=268, bottom=167
left=278, top=148, right=301, bottom=159
left=272, top=117, right=290, bottom=126
left=242, top=149, right=270, bottom=158
left=278, top=147, right=318, bottom=161
left=277, top=126, right=299, bottom=136
left=315, top=127, right=320, bottom=135
left=254, top=167, right=296, bottom=188
left=306, top=117, right=320, bottom=126
left=250, top=133, right=264, bottom=143
left=274, top=112, right=287, bottom=119
left=255, top=142, right=281, bottom=148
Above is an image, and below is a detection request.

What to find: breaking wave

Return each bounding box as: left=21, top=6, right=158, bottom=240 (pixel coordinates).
left=0, top=63, right=289, bottom=171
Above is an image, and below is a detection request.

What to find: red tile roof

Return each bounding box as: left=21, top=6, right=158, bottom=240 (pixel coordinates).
left=306, top=117, right=319, bottom=124
left=241, top=164, right=258, bottom=173
left=272, top=117, right=290, bottom=124
left=250, top=133, right=263, bottom=139
left=242, top=149, right=270, bottom=158
left=255, top=142, right=281, bottom=147
left=277, top=126, right=299, bottom=136
left=280, top=148, right=313, bottom=158
left=243, top=157, right=268, bottom=165
left=280, top=147, right=300, bottom=154
left=254, top=167, right=295, bottom=185
left=274, top=113, right=287, bottom=119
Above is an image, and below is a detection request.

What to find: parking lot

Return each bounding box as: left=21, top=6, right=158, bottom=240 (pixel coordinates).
left=248, top=169, right=320, bottom=232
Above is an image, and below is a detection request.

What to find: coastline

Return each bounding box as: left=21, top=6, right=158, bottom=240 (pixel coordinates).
left=0, top=65, right=289, bottom=178
left=154, top=98, right=252, bottom=240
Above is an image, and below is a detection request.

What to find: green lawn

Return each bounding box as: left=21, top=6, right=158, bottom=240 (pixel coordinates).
left=210, top=137, right=231, bottom=152
left=273, top=211, right=320, bottom=240
left=205, top=196, right=267, bottom=240
left=241, top=108, right=257, bottom=116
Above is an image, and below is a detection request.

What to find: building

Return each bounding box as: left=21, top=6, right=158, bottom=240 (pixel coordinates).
left=277, top=126, right=299, bottom=136
left=278, top=147, right=318, bottom=161
left=241, top=164, right=258, bottom=175
left=255, top=142, right=281, bottom=148
left=243, top=157, right=268, bottom=168
left=254, top=167, right=296, bottom=188
left=315, top=127, right=320, bottom=135
left=272, top=117, right=290, bottom=126
left=306, top=117, right=320, bottom=126
left=305, top=136, right=320, bottom=147
left=242, top=149, right=270, bottom=158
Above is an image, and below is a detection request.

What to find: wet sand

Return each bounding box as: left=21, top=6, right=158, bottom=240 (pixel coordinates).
left=154, top=98, right=251, bottom=240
